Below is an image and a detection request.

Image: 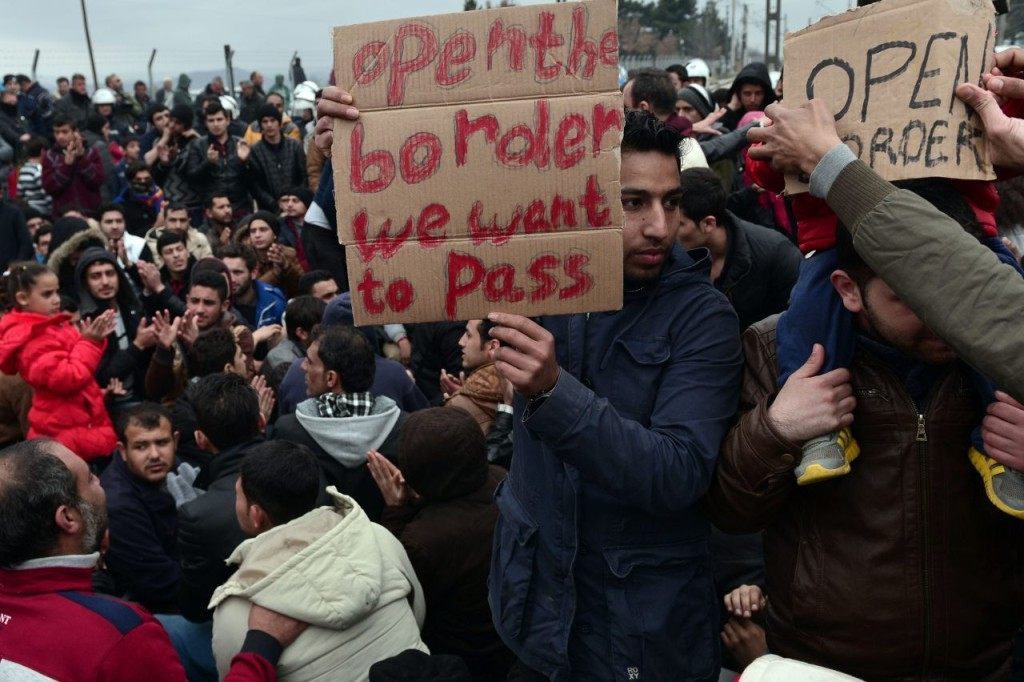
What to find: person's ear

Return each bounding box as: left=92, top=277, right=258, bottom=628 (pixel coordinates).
left=14, top=290, right=29, bottom=308
left=173, top=431, right=180, bottom=450
left=831, top=270, right=865, bottom=314
left=296, top=328, right=308, bottom=345
left=195, top=429, right=211, bottom=452
left=223, top=362, right=236, bottom=375
left=638, top=100, right=652, bottom=113
left=53, top=503, right=82, bottom=536
left=248, top=504, right=271, bottom=533
left=326, top=369, right=339, bottom=391
left=116, top=442, right=128, bottom=462
left=700, top=216, right=717, bottom=234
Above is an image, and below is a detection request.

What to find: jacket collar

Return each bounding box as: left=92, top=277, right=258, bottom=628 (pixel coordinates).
left=1, top=555, right=98, bottom=596
left=718, top=212, right=754, bottom=291
left=196, top=438, right=263, bottom=489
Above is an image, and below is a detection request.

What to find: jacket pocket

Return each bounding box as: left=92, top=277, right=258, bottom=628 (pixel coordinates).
left=602, top=543, right=718, bottom=681
left=490, top=478, right=539, bottom=641
left=613, top=337, right=671, bottom=421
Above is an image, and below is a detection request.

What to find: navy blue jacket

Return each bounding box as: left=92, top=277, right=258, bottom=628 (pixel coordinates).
left=99, top=452, right=180, bottom=614
left=489, top=245, right=742, bottom=681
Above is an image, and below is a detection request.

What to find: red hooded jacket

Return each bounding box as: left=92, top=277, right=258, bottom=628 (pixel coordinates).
left=0, top=310, right=116, bottom=460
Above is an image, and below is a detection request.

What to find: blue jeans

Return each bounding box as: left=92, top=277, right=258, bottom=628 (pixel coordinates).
left=155, top=615, right=217, bottom=682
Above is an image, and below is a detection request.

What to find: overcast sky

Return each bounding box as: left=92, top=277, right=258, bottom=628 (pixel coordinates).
left=1, top=0, right=838, bottom=87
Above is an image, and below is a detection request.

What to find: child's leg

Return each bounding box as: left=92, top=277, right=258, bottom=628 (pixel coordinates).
left=776, top=249, right=856, bottom=385
left=777, top=249, right=860, bottom=484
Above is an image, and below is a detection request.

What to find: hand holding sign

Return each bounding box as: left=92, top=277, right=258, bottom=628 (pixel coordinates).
left=315, top=86, right=360, bottom=157
left=748, top=100, right=843, bottom=176
left=487, top=312, right=560, bottom=398
left=954, top=48, right=1024, bottom=172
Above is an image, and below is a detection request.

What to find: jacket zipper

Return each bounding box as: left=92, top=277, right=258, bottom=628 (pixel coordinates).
left=916, top=410, right=931, bottom=676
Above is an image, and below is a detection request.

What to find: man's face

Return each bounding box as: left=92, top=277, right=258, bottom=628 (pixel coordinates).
left=120, top=418, right=177, bottom=484
left=96, top=104, right=113, bottom=118
left=459, top=320, right=493, bottom=372
left=1, top=91, right=17, bottom=107
left=26, top=217, right=44, bottom=237
left=667, top=71, right=683, bottom=90
left=310, top=278, right=338, bottom=303
left=675, top=99, right=701, bottom=124
left=108, top=75, right=123, bottom=91
left=206, top=197, right=233, bottom=226
left=280, top=195, right=307, bottom=219
left=676, top=212, right=708, bottom=250
left=222, top=257, right=253, bottom=298
left=248, top=220, right=276, bottom=250
left=267, top=95, right=284, bottom=113
left=739, top=83, right=766, bottom=112
left=168, top=118, right=186, bottom=136
left=54, top=124, right=75, bottom=149
left=99, top=210, right=125, bottom=240
left=206, top=111, right=228, bottom=137
left=57, top=79, right=70, bottom=96
left=165, top=209, right=190, bottom=233
left=252, top=72, right=264, bottom=87
left=134, top=82, right=147, bottom=98
left=163, top=78, right=173, bottom=91
left=125, top=140, right=140, bottom=161
left=211, top=80, right=224, bottom=95
left=302, top=341, right=330, bottom=396
left=242, top=83, right=254, bottom=97
left=85, top=261, right=119, bottom=302
left=35, top=233, right=51, bottom=258
left=72, top=77, right=87, bottom=96
left=161, top=243, right=190, bottom=276
left=620, top=151, right=682, bottom=282
left=837, top=274, right=956, bottom=365
left=131, top=169, right=153, bottom=189
left=51, top=443, right=107, bottom=554
left=260, top=117, right=281, bottom=139
left=186, top=285, right=227, bottom=330
left=152, top=110, right=170, bottom=132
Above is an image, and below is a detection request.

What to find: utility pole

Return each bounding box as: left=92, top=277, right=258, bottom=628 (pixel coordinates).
left=730, top=0, right=739, bottom=70
left=765, top=0, right=781, bottom=68
left=79, top=0, right=99, bottom=90
left=147, top=49, right=157, bottom=95
left=741, top=4, right=748, bottom=66
left=224, top=45, right=235, bottom=95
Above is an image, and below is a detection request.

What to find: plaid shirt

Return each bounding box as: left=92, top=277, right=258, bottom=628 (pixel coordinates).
left=315, top=392, right=374, bottom=418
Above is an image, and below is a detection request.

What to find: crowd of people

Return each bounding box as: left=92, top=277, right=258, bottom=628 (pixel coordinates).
left=1, top=31, right=1024, bottom=682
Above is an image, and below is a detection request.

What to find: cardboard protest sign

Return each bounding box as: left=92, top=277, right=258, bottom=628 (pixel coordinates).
left=332, top=0, right=623, bottom=324
left=783, top=0, right=996, bottom=192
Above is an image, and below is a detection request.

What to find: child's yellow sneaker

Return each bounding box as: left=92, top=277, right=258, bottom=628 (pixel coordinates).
left=969, top=447, right=1024, bottom=519
left=795, top=428, right=860, bottom=486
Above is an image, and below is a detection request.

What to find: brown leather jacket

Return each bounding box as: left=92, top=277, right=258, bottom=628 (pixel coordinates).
left=707, top=316, right=1024, bottom=681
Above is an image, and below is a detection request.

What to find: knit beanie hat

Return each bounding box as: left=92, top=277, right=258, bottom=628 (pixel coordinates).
left=256, top=103, right=282, bottom=124
left=679, top=84, right=714, bottom=120
left=169, top=104, right=193, bottom=129
left=282, top=186, right=313, bottom=208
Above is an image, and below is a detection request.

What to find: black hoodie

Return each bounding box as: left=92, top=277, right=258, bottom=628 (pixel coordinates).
left=75, top=247, right=149, bottom=398
left=721, top=62, right=777, bottom=131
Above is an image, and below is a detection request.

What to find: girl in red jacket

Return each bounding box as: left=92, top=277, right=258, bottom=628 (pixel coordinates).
left=0, top=262, right=118, bottom=461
